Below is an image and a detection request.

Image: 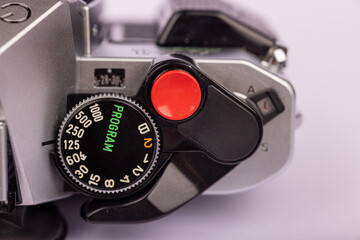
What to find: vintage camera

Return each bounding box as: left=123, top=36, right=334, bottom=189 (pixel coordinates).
left=0, top=0, right=298, bottom=237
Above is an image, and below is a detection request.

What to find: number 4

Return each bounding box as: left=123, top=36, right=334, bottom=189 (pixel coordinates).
left=120, top=175, right=130, bottom=183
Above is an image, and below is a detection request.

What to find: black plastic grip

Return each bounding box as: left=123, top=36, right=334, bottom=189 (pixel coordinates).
left=82, top=152, right=233, bottom=223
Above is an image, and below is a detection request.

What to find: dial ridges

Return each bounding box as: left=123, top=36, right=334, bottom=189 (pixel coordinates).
left=57, top=93, right=160, bottom=195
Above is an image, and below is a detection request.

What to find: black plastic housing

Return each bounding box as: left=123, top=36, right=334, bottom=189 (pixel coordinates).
left=77, top=55, right=263, bottom=222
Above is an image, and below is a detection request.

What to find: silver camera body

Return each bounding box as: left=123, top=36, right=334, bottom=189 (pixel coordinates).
left=0, top=0, right=296, bottom=213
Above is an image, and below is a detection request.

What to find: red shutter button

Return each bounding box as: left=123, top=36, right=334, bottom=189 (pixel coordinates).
left=151, top=70, right=202, bottom=121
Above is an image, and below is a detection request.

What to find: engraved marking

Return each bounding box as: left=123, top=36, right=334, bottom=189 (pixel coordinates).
left=143, top=153, right=149, bottom=163
left=1, top=3, right=31, bottom=23
left=144, top=138, right=152, bottom=148
left=120, top=175, right=130, bottom=183
left=132, top=165, right=144, bottom=176
left=261, top=143, right=269, bottom=152
left=138, top=123, right=150, bottom=134
left=247, top=85, right=255, bottom=94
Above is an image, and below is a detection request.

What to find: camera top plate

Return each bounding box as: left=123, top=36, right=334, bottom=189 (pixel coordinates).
left=0, top=0, right=296, bottom=212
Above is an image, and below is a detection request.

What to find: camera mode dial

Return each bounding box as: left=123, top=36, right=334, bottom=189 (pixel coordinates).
left=57, top=94, right=160, bottom=197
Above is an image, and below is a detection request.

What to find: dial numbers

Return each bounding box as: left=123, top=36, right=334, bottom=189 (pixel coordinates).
left=58, top=95, right=160, bottom=196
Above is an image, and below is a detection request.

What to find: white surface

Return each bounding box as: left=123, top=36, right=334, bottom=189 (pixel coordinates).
left=60, top=0, right=360, bottom=239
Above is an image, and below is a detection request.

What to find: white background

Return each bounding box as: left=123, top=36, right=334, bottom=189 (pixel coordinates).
left=60, top=0, right=360, bottom=239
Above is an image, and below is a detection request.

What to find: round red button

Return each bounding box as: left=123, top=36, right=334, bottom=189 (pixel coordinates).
left=151, top=70, right=201, bottom=120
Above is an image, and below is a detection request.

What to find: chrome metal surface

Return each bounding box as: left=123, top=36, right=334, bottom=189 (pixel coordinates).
left=0, top=102, right=5, bottom=121
left=0, top=0, right=297, bottom=205
left=195, top=59, right=295, bottom=194
left=81, top=0, right=103, bottom=56
left=0, top=121, right=7, bottom=203
left=261, top=46, right=287, bottom=71
left=77, top=57, right=152, bottom=95
left=0, top=0, right=59, bottom=52
left=0, top=1, right=75, bottom=205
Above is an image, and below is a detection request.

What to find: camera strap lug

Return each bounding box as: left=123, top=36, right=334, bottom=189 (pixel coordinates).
left=261, top=45, right=288, bottom=71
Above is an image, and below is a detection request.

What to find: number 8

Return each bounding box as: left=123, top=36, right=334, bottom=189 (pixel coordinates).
left=105, top=179, right=115, bottom=188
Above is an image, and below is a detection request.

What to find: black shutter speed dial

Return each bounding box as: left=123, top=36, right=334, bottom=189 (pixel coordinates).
left=57, top=94, right=160, bottom=197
